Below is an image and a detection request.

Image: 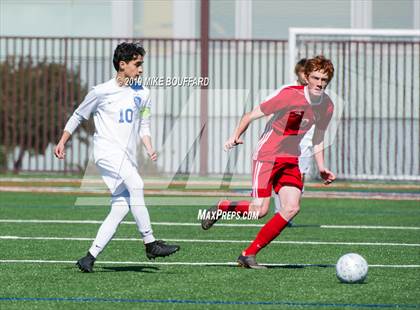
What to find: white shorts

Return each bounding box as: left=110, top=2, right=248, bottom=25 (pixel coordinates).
left=96, top=157, right=138, bottom=196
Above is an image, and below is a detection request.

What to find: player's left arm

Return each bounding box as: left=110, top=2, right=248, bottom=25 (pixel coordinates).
left=141, top=135, right=157, bottom=161
left=313, top=129, right=335, bottom=185
left=312, top=101, right=336, bottom=185
left=139, top=96, right=157, bottom=161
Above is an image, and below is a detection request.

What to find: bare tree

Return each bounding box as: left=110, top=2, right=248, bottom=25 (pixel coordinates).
left=0, top=56, right=93, bottom=172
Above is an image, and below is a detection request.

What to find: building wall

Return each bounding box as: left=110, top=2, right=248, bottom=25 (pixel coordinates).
left=0, top=0, right=112, bottom=37
left=1, top=0, right=418, bottom=39
left=252, top=0, right=352, bottom=39
left=135, top=0, right=173, bottom=37
left=372, top=0, right=414, bottom=29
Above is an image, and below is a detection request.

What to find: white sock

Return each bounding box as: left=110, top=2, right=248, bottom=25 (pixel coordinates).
left=123, top=172, right=155, bottom=244
left=89, top=194, right=130, bottom=258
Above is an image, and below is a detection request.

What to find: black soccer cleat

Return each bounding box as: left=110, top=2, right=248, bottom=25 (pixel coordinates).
left=76, top=252, right=96, bottom=273
left=201, top=204, right=222, bottom=230
left=145, top=240, right=180, bottom=260
left=237, top=255, right=267, bottom=269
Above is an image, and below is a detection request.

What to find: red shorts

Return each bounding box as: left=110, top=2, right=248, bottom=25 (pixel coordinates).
left=251, top=158, right=303, bottom=198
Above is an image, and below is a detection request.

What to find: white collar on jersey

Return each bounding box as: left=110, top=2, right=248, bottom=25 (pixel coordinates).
left=304, top=85, right=324, bottom=106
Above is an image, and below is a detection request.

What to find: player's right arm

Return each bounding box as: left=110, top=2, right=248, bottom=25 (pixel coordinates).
left=54, top=131, right=71, bottom=159
left=54, top=89, right=99, bottom=159
left=224, top=88, right=286, bottom=151
left=224, top=105, right=265, bottom=151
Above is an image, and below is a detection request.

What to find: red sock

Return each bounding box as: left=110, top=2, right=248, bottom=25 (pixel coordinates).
left=243, top=213, right=288, bottom=256
left=217, top=200, right=250, bottom=214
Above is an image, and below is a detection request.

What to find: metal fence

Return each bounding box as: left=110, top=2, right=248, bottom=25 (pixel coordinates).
left=0, top=36, right=418, bottom=180
left=294, top=35, right=420, bottom=180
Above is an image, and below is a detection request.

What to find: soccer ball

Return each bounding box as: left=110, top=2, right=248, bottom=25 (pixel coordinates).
left=336, top=253, right=368, bottom=283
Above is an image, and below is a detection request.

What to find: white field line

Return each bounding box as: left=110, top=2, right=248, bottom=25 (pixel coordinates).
left=320, top=225, right=420, bottom=230
left=0, top=236, right=419, bottom=247
left=0, top=259, right=419, bottom=268
left=1, top=219, right=420, bottom=230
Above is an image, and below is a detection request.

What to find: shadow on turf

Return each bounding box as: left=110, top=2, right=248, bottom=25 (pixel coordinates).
left=266, top=264, right=334, bottom=269
left=100, top=266, right=160, bottom=273
left=225, top=264, right=334, bottom=269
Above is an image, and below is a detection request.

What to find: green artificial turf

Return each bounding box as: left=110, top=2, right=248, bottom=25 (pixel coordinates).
left=0, top=192, right=419, bottom=309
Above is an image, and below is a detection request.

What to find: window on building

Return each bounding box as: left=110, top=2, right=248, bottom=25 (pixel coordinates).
left=372, top=0, right=414, bottom=29
left=252, top=0, right=351, bottom=39
left=210, top=0, right=235, bottom=38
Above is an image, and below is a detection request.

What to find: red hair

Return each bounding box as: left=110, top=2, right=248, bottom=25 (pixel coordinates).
left=304, top=55, right=334, bottom=81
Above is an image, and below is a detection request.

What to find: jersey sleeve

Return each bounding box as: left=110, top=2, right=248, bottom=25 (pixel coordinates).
left=315, top=100, right=334, bottom=130
left=73, top=88, right=99, bottom=120
left=63, top=88, right=98, bottom=134
left=139, top=95, right=152, bottom=137
left=259, top=88, right=289, bottom=115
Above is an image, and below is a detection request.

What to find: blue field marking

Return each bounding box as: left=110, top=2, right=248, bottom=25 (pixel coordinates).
left=0, top=297, right=419, bottom=308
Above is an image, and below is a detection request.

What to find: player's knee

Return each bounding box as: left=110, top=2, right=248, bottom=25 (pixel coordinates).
left=120, top=203, right=130, bottom=216
left=260, top=203, right=271, bottom=217
left=284, top=202, right=300, bottom=217
left=111, top=198, right=130, bottom=216
left=257, top=208, right=269, bottom=218
left=251, top=198, right=270, bottom=218
left=111, top=191, right=130, bottom=215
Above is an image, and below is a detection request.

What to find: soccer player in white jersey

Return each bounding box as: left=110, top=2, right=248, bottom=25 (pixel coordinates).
left=54, top=42, right=179, bottom=272
left=273, top=59, right=314, bottom=216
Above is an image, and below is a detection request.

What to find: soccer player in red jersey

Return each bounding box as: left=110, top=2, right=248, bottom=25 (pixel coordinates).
left=273, top=58, right=308, bottom=219
left=201, top=56, right=336, bottom=268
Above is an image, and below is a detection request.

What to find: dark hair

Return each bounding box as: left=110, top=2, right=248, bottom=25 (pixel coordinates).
left=304, top=55, right=334, bottom=82
left=113, top=42, right=146, bottom=71
left=294, top=58, right=307, bottom=75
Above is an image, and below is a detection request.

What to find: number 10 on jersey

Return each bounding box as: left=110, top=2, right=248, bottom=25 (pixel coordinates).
left=119, top=108, right=133, bottom=123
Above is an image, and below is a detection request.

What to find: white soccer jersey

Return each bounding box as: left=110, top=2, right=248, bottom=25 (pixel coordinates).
left=65, top=78, right=152, bottom=166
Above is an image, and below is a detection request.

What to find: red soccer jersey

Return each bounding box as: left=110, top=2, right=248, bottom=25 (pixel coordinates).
left=253, top=85, right=334, bottom=161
